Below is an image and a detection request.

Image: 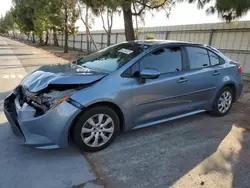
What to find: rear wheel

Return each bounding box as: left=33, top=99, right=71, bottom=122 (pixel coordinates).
left=211, top=87, right=233, bottom=117
left=72, top=106, right=120, bottom=152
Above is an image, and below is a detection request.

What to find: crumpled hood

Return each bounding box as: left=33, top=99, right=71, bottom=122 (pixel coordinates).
left=21, top=63, right=107, bottom=92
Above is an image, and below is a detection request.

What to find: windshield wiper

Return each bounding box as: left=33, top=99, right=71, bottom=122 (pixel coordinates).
left=72, top=58, right=83, bottom=64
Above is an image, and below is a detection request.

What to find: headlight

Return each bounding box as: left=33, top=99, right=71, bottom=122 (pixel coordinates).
left=45, top=95, right=70, bottom=109
left=42, top=89, right=75, bottom=109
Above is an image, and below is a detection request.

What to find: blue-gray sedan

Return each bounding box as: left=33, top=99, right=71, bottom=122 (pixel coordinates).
left=4, top=40, right=243, bottom=152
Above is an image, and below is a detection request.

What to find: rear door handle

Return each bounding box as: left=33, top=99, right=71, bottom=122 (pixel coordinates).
left=177, top=77, right=188, bottom=83
left=213, top=70, right=220, bottom=76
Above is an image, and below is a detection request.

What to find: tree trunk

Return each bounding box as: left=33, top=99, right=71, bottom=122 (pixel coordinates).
left=26, top=33, right=30, bottom=41
left=135, top=16, right=139, bottom=40
left=45, top=30, right=49, bottom=45
left=122, top=3, right=135, bottom=41
left=107, top=32, right=111, bottom=46
left=64, top=28, right=68, bottom=53
left=39, top=32, right=43, bottom=45
left=32, top=32, right=35, bottom=43
left=53, top=28, right=59, bottom=46
left=12, top=30, right=15, bottom=38
left=64, top=5, right=68, bottom=53
left=77, top=2, right=98, bottom=52
left=85, top=6, right=90, bottom=53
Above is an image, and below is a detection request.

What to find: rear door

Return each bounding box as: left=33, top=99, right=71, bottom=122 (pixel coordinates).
left=183, top=46, right=222, bottom=109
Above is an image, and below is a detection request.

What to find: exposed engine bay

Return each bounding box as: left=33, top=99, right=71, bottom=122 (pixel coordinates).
left=15, top=84, right=87, bottom=116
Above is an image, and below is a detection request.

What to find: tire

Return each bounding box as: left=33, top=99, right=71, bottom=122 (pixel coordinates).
left=211, top=87, right=234, bottom=117
left=72, top=106, right=120, bottom=152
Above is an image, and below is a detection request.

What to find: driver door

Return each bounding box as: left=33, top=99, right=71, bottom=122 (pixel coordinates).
left=131, top=46, right=192, bottom=128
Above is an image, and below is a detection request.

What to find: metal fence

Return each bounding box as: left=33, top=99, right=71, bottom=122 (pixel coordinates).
left=19, top=21, right=250, bottom=77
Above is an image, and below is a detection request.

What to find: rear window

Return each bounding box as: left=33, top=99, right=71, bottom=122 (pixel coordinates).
left=186, top=47, right=210, bottom=69
left=76, top=43, right=149, bottom=73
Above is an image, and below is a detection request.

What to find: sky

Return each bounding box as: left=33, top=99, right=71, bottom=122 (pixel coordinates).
left=1, top=0, right=250, bottom=31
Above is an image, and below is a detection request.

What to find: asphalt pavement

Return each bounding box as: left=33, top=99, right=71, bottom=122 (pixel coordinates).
left=0, top=37, right=100, bottom=188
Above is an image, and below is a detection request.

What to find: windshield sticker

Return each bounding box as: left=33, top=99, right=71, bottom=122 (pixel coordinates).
left=118, top=48, right=133, bottom=55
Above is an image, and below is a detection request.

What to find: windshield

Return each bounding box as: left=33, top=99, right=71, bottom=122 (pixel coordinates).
left=76, top=43, right=150, bottom=73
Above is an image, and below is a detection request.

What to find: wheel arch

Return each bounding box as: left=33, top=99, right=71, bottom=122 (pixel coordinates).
left=68, top=101, right=125, bottom=142
left=223, top=82, right=237, bottom=102
left=210, top=82, right=237, bottom=111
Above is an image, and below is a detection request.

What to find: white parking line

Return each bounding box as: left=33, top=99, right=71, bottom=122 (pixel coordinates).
left=1, top=74, right=25, bottom=79
left=2, top=75, right=9, bottom=79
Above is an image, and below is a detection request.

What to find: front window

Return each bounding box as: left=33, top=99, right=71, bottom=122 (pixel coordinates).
left=76, top=43, right=150, bottom=73
left=139, top=47, right=183, bottom=74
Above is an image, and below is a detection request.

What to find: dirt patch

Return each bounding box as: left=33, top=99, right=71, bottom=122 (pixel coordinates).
left=18, top=40, right=87, bottom=62
left=71, top=151, right=108, bottom=188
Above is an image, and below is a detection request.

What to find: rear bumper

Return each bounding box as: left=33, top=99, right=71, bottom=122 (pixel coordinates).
left=4, top=92, right=81, bottom=148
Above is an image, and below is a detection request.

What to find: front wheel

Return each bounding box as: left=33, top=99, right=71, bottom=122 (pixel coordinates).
left=72, top=106, right=120, bottom=152
left=211, top=87, right=234, bottom=117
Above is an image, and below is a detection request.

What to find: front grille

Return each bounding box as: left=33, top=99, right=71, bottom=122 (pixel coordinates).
left=19, top=86, right=32, bottom=106
left=18, top=86, right=45, bottom=115
left=19, top=88, right=26, bottom=107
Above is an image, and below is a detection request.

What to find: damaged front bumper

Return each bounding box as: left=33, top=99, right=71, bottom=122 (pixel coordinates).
left=4, top=91, right=81, bottom=149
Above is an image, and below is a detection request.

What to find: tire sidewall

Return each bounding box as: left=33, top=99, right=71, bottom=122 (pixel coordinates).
left=72, top=106, right=120, bottom=152
left=212, top=87, right=234, bottom=116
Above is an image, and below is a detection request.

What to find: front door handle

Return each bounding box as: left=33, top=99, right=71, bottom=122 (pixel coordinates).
left=213, top=70, right=220, bottom=76
left=177, top=77, right=188, bottom=83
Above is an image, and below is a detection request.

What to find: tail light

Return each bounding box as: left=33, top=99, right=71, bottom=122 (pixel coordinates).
left=238, top=66, right=243, bottom=73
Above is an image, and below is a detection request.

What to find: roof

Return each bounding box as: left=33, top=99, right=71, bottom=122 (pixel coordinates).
left=132, top=40, right=203, bottom=46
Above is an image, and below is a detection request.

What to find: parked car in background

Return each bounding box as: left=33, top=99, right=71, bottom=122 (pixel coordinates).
left=4, top=40, right=243, bottom=152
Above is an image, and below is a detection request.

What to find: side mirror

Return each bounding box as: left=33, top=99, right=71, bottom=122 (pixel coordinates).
left=140, top=68, right=160, bottom=79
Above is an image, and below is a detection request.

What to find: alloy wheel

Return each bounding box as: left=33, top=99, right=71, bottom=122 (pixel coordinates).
left=218, top=91, right=232, bottom=114
left=81, top=114, right=115, bottom=147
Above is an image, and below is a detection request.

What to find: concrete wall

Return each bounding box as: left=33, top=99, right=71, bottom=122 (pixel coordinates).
left=19, top=21, right=250, bottom=76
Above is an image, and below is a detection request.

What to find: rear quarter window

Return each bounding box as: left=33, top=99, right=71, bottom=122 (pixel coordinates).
left=208, top=51, right=220, bottom=66
left=208, top=50, right=226, bottom=66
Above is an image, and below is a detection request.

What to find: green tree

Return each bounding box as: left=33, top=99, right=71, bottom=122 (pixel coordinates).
left=12, top=0, right=36, bottom=41
left=12, top=0, right=78, bottom=49
left=78, top=1, right=99, bottom=52
left=0, top=16, right=9, bottom=35
left=182, top=0, right=250, bottom=22
left=61, top=0, right=79, bottom=53
left=82, top=0, right=173, bottom=41
left=100, top=8, right=114, bottom=46
left=0, top=9, right=16, bottom=36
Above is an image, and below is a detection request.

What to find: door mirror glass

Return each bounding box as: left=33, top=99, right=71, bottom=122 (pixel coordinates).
left=140, top=68, right=160, bottom=79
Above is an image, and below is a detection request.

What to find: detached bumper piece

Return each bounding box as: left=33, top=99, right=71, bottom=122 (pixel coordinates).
left=4, top=93, right=25, bottom=142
